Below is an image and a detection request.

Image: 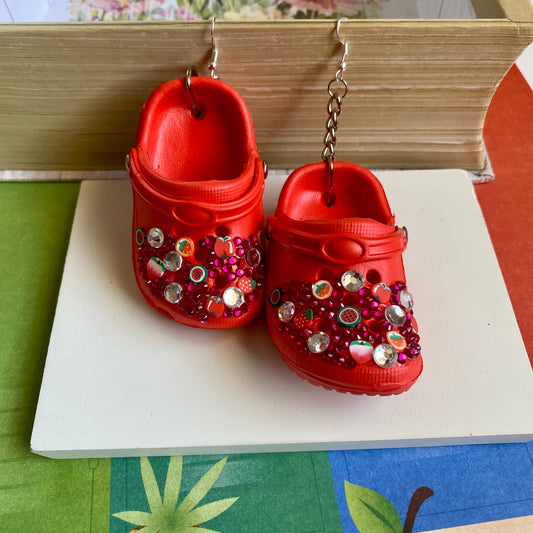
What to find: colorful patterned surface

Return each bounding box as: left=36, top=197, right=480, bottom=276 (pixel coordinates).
left=1, top=67, right=532, bottom=533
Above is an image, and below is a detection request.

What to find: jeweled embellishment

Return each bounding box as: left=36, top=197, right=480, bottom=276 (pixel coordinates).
left=271, top=275, right=420, bottom=371
left=245, top=247, right=261, bottom=268
left=189, top=265, right=208, bottom=283
left=163, top=251, right=182, bottom=272
left=278, top=301, right=296, bottom=322
left=135, top=228, right=145, bottom=247
left=147, top=227, right=164, bottom=248
left=308, top=332, right=330, bottom=354
left=206, top=296, right=224, bottom=317
left=337, top=306, right=361, bottom=327
left=269, top=288, right=283, bottom=306
left=214, top=236, right=235, bottom=258
left=147, top=257, right=165, bottom=280
left=312, top=280, right=333, bottom=300
left=349, top=341, right=373, bottom=364
left=386, top=331, right=407, bottom=352
left=384, top=305, right=406, bottom=327
left=164, top=282, right=183, bottom=304
left=223, top=286, right=244, bottom=309
left=399, top=289, right=414, bottom=311
left=373, top=344, right=398, bottom=368
left=371, top=282, right=391, bottom=303
left=176, top=237, right=194, bottom=257
left=341, top=270, right=365, bottom=292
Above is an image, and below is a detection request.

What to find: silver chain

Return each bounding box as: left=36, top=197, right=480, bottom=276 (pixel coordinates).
left=321, top=22, right=348, bottom=204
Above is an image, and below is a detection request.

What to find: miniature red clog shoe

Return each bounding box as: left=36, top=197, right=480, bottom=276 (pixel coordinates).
left=266, top=162, right=422, bottom=394
left=129, top=76, right=266, bottom=329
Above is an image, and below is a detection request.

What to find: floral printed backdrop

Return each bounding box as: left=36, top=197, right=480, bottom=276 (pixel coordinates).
left=68, top=0, right=390, bottom=21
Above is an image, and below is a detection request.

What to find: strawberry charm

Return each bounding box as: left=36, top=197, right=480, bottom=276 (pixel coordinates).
left=294, top=309, right=314, bottom=330
left=237, top=276, right=256, bottom=294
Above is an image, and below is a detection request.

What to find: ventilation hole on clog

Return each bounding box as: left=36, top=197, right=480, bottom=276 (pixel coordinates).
left=366, top=269, right=381, bottom=284
left=317, top=268, right=332, bottom=281
left=215, top=226, right=230, bottom=238
left=191, top=102, right=206, bottom=120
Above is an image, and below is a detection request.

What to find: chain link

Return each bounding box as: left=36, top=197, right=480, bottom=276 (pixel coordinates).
left=321, top=65, right=348, bottom=184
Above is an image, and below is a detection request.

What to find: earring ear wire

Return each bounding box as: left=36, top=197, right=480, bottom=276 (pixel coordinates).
left=208, top=16, right=219, bottom=79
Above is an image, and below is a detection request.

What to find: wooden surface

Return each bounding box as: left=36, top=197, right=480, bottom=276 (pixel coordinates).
left=0, top=18, right=531, bottom=170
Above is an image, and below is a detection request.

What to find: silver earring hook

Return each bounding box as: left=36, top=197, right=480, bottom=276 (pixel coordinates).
left=336, top=18, right=348, bottom=77
left=208, top=16, right=219, bottom=79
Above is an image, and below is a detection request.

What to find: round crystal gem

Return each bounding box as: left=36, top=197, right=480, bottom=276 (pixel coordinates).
left=164, top=282, right=182, bottom=304
left=278, top=301, right=296, bottom=322
left=399, top=289, right=414, bottom=311
left=245, top=247, right=261, bottom=268
left=373, top=344, right=398, bottom=368
left=341, top=270, right=365, bottom=292
left=384, top=304, right=406, bottom=327
left=308, top=332, right=330, bottom=354
left=223, top=286, right=244, bottom=309
left=147, top=227, right=164, bottom=248
left=163, top=251, right=182, bottom=271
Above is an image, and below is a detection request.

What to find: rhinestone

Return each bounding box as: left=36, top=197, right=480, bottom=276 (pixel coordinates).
left=147, top=227, right=164, bottom=248
left=399, top=290, right=414, bottom=311
left=312, top=280, right=333, bottom=300
left=245, top=247, right=261, bottom=268
left=373, top=344, right=398, bottom=368
left=134, top=228, right=145, bottom=247
left=341, top=270, right=365, bottom=292
left=278, top=301, right=296, bottom=322
left=163, top=251, right=182, bottom=271
left=164, top=283, right=183, bottom=304
left=223, top=286, right=244, bottom=309
left=308, top=332, right=330, bottom=353
left=384, top=305, right=406, bottom=327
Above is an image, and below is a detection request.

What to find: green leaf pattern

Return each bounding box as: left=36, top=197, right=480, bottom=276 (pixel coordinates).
left=345, top=481, right=403, bottom=533
left=113, top=456, right=238, bottom=532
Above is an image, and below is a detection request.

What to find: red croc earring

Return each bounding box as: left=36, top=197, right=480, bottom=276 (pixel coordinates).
left=265, top=20, right=422, bottom=395
left=128, top=19, right=266, bottom=329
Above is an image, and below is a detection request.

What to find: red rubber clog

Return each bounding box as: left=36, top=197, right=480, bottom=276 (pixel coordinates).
left=129, top=76, right=266, bottom=329
left=266, top=162, right=422, bottom=394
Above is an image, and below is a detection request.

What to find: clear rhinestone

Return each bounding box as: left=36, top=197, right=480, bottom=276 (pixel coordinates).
left=245, top=247, right=261, bottom=268
left=164, top=283, right=182, bottom=304
left=373, top=344, right=398, bottom=368
left=341, top=270, right=365, bottom=292
left=223, top=286, right=244, bottom=309
left=308, top=332, right=330, bottom=353
left=384, top=304, right=406, bottom=327
left=147, top=227, right=164, bottom=248
left=278, top=301, right=296, bottom=322
left=163, top=251, right=182, bottom=271
left=399, top=290, right=414, bottom=311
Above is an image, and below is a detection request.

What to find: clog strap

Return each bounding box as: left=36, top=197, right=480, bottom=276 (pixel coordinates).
left=129, top=149, right=264, bottom=228
left=266, top=215, right=407, bottom=265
